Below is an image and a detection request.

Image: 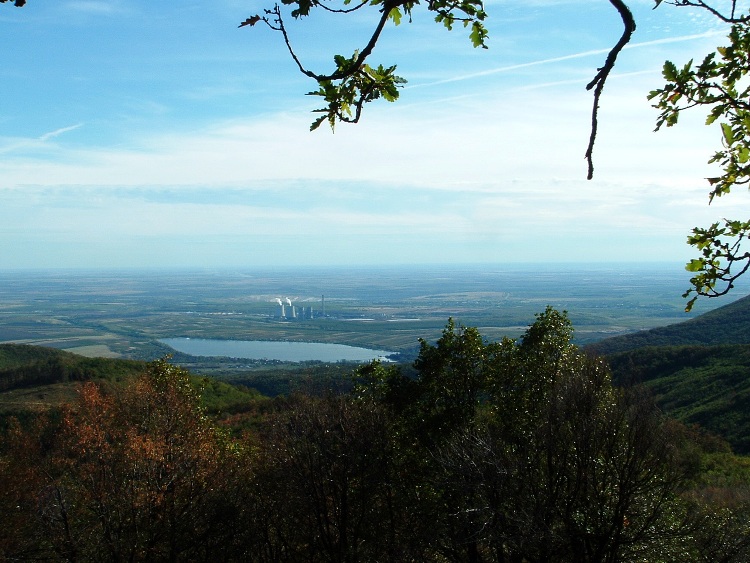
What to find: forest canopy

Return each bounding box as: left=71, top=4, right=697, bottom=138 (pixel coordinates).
left=4, top=311, right=750, bottom=560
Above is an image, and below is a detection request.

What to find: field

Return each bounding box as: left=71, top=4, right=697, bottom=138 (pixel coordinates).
left=1, top=263, right=744, bottom=367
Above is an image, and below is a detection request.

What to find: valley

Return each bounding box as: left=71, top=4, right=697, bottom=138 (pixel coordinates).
left=0, top=263, right=739, bottom=364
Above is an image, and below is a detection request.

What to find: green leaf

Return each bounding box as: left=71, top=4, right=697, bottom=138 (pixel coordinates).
left=686, top=259, right=705, bottom=272
left=722, top=122, right=735, bottom=145
left=469, top=21, right=488, bottom=49
left=662, top=61, right=678, bottom=82
left=388, top=6, right=402, bottom=25
left=310, top=114, right=328, bottom=131
left=706, top=108, right=722, bottom=125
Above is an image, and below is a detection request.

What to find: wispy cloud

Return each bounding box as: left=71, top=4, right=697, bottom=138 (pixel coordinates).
left=0, top=123, right=84, bottom=155
left=38, top=123, right=84, bottom=142
left=412, top=30, right=725, bottom=89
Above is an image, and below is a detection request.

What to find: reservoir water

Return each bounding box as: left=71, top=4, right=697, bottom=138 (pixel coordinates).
left=160, top=338, right=394, bottom=363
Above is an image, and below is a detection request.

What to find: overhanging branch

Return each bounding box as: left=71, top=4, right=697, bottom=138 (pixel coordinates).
left=585, top=0, right=636, bottom=180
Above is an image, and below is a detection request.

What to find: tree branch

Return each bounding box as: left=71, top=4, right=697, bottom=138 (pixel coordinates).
left=585, top=0, right=636, bottom=180
left=263, top=1, right=397, bottom=83
left=316, top=0, right=371, bottom=14
left=660, top=0, right=750, bottom=24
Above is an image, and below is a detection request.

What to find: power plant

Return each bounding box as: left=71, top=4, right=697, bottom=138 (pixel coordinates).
left=274, top=296, right=321, bottom=321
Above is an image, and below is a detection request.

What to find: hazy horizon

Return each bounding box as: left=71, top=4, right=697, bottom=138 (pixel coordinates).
left=0, top=260, right=698, bottom=274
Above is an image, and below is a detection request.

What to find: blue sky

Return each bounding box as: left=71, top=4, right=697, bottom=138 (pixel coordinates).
left=1, top=0, right=748, bottom=270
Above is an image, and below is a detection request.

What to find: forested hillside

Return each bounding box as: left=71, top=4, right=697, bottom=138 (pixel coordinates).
left=0, top=344, right=146, bottom=392
left=586, top=294, right=750, bottom=355
left=2, top=310, right=750, bottom=561
left=587, top=295, right=750, bottom=453
left=0, top=344, right=265, bottom=428
left=607, top=344, right=750, bottom=453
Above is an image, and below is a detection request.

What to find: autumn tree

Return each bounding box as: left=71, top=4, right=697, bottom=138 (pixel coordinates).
left=25, top=359, right=251, bottom=561
left=0, top=413, right=63, bottom=560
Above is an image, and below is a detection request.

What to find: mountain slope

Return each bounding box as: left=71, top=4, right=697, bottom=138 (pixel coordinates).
left=606, top=344, right=750, bottom=453
left=0, top=343, right=146, bottom=392
left=582, top=296, right=750, bottom=453
left=585, top=294, right=750, bottom=356
left=0, top=344, right=266, bottom=425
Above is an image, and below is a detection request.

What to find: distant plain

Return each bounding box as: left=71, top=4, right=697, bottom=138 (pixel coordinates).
left=1, top=263, right=746, bottom=365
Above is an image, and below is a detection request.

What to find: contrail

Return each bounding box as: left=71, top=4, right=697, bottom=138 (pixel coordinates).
left=411, top=30, right=724, bottom=89
left=38, top=123, right=83, bottom=141
left=0, top=123, right=85, bottom=155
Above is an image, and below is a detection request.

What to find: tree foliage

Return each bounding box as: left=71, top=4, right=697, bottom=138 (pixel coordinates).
left=353, top=309, right=694, bottom=561
left=649, top=0, right=750, bottom=310
left=0, top=344, right=146, bottom=393
left=0, top=359, right=251, bottom=561
left=240, top=0, right=487, bottom=133
left=4, top=314, right=750, bottom=559
left=240, top=0, right=635, bottom=178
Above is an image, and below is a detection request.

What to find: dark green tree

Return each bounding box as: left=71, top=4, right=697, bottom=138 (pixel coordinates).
left=355, top=309, right=691, bottom=562
left=249, top=392, right=425, bottom=561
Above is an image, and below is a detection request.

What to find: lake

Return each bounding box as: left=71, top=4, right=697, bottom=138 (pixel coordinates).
left=159, top=338, right=394, bottom=363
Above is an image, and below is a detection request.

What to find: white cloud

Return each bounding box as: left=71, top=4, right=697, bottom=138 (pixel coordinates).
left=1, top=0, right=746, bottom=268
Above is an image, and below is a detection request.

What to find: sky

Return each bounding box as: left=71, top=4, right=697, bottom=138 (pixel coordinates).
left=1, top=0, right=749, bottom=270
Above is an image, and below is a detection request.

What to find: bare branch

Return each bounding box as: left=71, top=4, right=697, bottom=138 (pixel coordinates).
left=585, top=0, right=636, bottom=180
left=660, top=0, right=750, bottom=23
left=262, top=5, right=319, bottom=79
left=259, top=1, right=397, bottom=83
left=316, top=0, right=371, bottom=14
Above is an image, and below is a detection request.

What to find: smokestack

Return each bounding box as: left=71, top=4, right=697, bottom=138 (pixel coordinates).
left=322, top=295, right=325, bottom=317
left=286, top=297, right=292, bottom=306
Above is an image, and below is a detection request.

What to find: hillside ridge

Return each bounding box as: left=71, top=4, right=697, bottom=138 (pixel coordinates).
left=585, top=294, right=750, bottom=356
